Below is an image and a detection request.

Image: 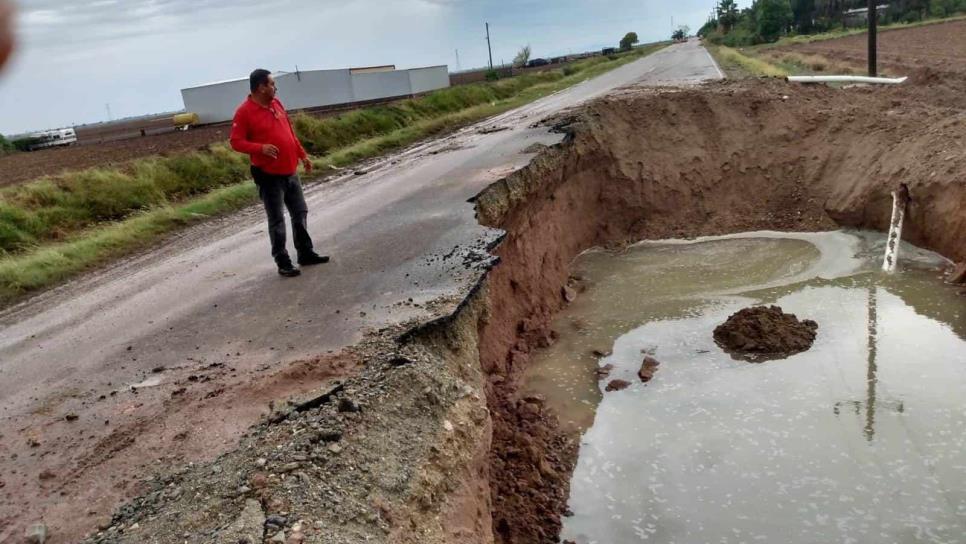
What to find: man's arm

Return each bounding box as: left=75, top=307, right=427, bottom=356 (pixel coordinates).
left=229, top=109, right=263, bottom=155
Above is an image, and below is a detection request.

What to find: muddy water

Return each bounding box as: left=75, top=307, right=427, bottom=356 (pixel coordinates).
left=522, top=231, right=966, bottom=544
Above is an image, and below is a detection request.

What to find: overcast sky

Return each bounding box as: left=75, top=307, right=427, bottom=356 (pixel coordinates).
left=0, top=0, right=727, bottom=135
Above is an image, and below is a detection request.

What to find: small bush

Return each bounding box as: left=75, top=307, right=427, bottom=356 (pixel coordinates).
left=485, top=70, right=500, bottom=81
left=0, top=134, right=14, bottom=155
left=12, top=137, right=42, bottom=152
left=562, top=65, right=581, bottom=76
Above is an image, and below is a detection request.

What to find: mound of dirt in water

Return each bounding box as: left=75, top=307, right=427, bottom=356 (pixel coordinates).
left=713, top=306, right=818, bottom=360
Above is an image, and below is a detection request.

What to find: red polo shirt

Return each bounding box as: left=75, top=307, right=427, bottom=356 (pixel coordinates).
left=229, top=96, right=307, bottom=176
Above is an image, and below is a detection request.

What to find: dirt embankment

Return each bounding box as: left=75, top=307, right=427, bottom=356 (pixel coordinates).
left=18, top=78, right=962, bottom=544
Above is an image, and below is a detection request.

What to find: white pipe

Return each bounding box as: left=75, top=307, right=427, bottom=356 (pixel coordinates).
left=882, top=188, right=908, bottom=273
left=787, top=75, right=908, bottom=85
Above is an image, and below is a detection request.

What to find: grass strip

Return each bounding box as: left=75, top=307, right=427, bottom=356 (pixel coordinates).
left=0, top=183, right=256, bottom=296
left=0, top=146, right=251, bottom=253
left=0, top=43, right=666, bottom=303
left=707, top=44, right=790, bottom=78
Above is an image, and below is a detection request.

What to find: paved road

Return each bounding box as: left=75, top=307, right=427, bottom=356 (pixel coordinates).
left=0, top=39, right=722, bottom=541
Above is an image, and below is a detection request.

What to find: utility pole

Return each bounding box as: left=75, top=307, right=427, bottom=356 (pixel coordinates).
left=867, top=0, right=877, bottom=76
left=105, top=103, right=113, bottom=122
left=455, top=49, right=461, bottom=71
left=485, top=22, right=494, bottom=70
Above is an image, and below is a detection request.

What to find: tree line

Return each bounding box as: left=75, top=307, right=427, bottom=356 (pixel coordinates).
left=699, top=0, right=966, bottom=45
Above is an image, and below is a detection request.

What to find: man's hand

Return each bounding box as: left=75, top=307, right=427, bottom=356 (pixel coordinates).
left=301, top=157, right=313, bottom=174
left=261, top=144, right=279, bottom=159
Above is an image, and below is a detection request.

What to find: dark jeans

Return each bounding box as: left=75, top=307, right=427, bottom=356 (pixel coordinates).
left=252, top=167, right=314, bottom=265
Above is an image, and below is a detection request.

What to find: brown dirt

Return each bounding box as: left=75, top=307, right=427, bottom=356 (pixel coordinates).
left=713, top=305, right=819, bottom=360
left=0, top=350, right=359, bottom=543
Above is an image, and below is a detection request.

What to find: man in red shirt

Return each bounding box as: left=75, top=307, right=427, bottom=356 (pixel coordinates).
left=230, top=69, right=329, bottom=277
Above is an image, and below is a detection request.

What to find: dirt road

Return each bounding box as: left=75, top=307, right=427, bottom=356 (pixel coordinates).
left=0, top=40, right=722, bottom=542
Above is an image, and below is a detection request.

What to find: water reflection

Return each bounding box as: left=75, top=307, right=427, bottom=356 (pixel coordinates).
left=832, top=287, right=905, bottom=443
left=522, top=231, right=966, bottom=544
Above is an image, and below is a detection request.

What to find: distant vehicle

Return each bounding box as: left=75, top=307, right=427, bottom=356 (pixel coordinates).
left=602, top=47, right=617, bottom=55
left=527, top=58, right=550, bottom=68
left=24, top=128, right=77, bottom=151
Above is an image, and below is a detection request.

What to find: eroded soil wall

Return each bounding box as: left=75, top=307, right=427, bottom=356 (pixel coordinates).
left=476, top=79, right=965, bottom=543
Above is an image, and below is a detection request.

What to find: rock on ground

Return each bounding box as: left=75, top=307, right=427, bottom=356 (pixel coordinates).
left=605, top=379, right=631, bottom=392
left=638, top=357, right=660, bottom=382
left=595, top=363, right=614, bottom=380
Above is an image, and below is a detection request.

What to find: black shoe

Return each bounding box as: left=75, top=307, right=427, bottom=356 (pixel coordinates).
left=298, top=252, right=330, bottom=266
left=277, top=262, right=301, bottom=277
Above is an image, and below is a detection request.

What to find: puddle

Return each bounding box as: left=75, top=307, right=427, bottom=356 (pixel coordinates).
left=522, top=231, right=966, bottom=543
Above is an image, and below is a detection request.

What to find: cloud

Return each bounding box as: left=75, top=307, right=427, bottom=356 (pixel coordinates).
left=15, top=0, right=294, bottom=48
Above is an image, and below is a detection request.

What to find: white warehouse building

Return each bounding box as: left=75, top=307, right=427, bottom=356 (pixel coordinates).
left=181, top=65, right=450, bottom=124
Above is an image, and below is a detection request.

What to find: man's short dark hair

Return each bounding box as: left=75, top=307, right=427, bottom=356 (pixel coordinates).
left=250, top=69, right=271, bottom=92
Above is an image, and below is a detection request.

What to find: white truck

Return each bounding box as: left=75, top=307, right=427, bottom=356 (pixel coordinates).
left=24, top=128, right=78, bottom=150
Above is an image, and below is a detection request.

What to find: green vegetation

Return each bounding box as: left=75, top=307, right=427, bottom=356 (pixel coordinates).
left=0, top=43, right=666, bottom=303
left=620, top=32, right=640, bottom=50
left=699, top=0, right=966, bottom=46
left=708, top=44, right=790, bottom=77
left=0, top=183, right=256, bottom=296
left=11, top=136, right=43, bottom=152
left=0, top=133, right=13, bottom=155
left=513, top=44, right=532, bottom=68
left=0, top=146, right=250, bottom=253
left=756, top=0, right=794, bottom=42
